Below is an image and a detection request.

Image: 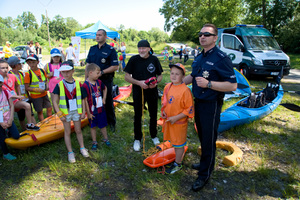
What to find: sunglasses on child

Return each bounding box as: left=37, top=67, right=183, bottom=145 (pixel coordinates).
left=199, top=32, right=216, bottom=37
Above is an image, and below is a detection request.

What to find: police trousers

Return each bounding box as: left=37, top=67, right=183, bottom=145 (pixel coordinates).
left=194, top=99, right=222, bottom=181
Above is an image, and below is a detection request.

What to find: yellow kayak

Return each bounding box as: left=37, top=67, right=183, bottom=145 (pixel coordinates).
left=5, top=115, right=89, bottom=150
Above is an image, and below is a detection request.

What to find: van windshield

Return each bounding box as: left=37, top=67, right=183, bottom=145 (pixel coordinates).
left=244, top=36, right=281, bottom=50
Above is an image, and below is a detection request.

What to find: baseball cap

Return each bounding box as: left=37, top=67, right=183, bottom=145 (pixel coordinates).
left=137, top=40, right=150, bottom=48
left=6, top=41, right=11, bottom=45
left=59, top=61, right=74, bottom=71
left=7, top=56, right=21, bottom=66
left=26, top=54, right=39, bottom=62
left=169, top=63, right=186, bottom=75
left=0, top=75, right=3, bottom=83
left=50, top=48, right=61, bottom=57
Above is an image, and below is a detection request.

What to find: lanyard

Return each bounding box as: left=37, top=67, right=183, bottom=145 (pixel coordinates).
left=88, top=80, right=100, bottom=106
left=63, top=79, right=76, bottom=99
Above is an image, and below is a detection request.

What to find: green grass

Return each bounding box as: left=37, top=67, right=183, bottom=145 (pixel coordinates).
left=0, top=56, right=299, bottom=199
left=288, top=53, right=300, bottom=70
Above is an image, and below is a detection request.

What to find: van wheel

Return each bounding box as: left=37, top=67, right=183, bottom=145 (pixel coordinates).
left=241, top=66, right=250, bottom=79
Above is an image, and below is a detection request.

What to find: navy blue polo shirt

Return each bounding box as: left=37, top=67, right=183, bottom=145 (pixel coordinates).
left=191, top=46, right=236, bottom=101
left=86, top=43, right=118, bottom=71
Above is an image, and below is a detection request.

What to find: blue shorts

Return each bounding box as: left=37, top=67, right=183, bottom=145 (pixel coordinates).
left=88, top=111, right=107, bottom=129
left=169, top=56, right=173, bottom=61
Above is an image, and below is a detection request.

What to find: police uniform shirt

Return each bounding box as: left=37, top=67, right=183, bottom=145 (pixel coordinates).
left=191, top=46, right=236, bottom=101
left=125, top=54, right=163, bottom=81
left=86, top=43, right=118, bottom=72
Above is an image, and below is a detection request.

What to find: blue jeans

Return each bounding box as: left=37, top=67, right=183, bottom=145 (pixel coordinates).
left=0, top=122, right=20, bottom=154
left=122, top=53, right=126, bottom=69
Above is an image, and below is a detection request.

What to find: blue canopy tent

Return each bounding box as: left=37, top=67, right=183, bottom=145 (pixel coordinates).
left=75, top=20, right=120, bottom=39
left=75, top=21, right=120, bottom=58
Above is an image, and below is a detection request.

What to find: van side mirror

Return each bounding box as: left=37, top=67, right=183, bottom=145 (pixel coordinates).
left=239, top=45, right=245, bottom=52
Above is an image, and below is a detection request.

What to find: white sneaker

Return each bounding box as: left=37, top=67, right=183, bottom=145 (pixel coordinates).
left=80, top=148, right=90, bottom=158
left=152, top=137, right=160, bottom=146
left=68, top=152, right=76, bottom=163
left=133, top=140, right=141, bottom=151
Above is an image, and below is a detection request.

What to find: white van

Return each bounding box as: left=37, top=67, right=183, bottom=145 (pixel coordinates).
left=217, top=24, right=290, bottom=79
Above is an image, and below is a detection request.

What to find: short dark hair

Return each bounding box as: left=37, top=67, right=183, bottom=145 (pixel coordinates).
left=86, top=63, right=100, bottom=73
left=0, top=59, right=8, bottom=65
left=203, top=23, right=218, bottom=35
left=97, top=29, right=107, bottom=36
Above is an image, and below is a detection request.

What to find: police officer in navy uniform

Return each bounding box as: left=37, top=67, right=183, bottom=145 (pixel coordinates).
left=86, top=29, right=119, bottom=132
left=184, top=24, right=237, bottom=191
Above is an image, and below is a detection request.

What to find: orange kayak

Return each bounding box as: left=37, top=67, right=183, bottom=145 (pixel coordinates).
left=143, top=146, right=188, bottom=168
left=5, top=85, right=132, bottom=150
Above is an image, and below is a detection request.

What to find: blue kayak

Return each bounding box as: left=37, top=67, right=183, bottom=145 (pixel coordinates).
left=218, top=85, right=284, bottom=132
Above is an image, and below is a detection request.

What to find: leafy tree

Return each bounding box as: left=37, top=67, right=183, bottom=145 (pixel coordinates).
left=159, top=0, right=244, bottom=42
left=243, top=0, right=297, bottom=35
left=49, top=15, right=68, bottom=40
left=66, top=17, right=82, bottom=36
left=16, top=11, right=38, bottom=30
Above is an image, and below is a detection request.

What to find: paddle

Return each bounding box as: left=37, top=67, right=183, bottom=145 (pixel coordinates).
left=113, top=100, right=148, bottom=110
left=280, top=103, right=300, bottom=112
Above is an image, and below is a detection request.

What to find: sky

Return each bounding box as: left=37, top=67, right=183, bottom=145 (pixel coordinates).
left=0, top=0, right=168, bottom=32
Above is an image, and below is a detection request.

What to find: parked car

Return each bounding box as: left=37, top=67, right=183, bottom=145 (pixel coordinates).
left=14, top=45, right=27, bottom=58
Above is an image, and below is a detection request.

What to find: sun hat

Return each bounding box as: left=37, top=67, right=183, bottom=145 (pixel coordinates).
left=26, top=54, right=39, bottom=62
left=6, top=41, right=11, bottom=45
left=137, top=40, right=150, bottom=48
left=59, top=61, right=74, bottom=71
left=169, top=63, right=186, bottom=75
left=7, top=56, right=21, bottom=66
left=50, top=48, right=61, bottom=57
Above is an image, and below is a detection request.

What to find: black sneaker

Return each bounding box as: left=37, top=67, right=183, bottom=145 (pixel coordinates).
left=165, top=162, right=182, bottom=174
left=91, top=143, right=98, bottom=151
left=26, top=124, right=40, bottom=131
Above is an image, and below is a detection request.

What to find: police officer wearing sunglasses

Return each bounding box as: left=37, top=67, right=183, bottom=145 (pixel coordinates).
left=184, top=24, right=237, bottom=191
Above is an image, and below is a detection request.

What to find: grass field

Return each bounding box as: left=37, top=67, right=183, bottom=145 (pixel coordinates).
left=0, top=56, right=299, bottom=199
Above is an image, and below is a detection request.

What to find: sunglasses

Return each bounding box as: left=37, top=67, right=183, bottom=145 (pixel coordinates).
left=199, top=32, right=216, bottom=37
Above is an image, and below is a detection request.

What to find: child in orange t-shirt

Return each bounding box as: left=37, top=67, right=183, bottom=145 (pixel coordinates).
left=24, top=54, right=52, bottom=121
left=161, top=63, right=194, bottom=174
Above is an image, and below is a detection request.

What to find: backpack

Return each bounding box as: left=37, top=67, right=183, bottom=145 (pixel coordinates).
left=182, top=49, right=186, bottom=54
left=263, top=83, right=279, bottom=102
left=29, top=68, right=46, bottom=85
left=119, top=54, right=123, bottom=61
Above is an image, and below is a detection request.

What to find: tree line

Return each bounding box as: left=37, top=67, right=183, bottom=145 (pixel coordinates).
left=0, top=12, right=169, bottom=49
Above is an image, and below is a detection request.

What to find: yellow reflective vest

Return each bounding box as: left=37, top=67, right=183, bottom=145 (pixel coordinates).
left=59, top=80, right=82, bottom=115
left=29, top=69, right=47, bottom=95
left=9, top=70, right=28, bottom=98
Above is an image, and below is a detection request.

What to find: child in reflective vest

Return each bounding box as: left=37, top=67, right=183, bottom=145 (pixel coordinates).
left=24, top=54, right=52, bottom=122
left=52, top=61, right=89, bottom=163
left=82, top=63, right=111, bottom=151
left=161, top=63, right=194, bottom=174
left=45, top=48, right=63, bottom=106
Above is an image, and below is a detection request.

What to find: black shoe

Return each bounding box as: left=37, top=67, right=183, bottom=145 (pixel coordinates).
left=192, top=178, right=208, bottom=192
left=191, top=163, right=201, bottom=170
left=110, top=125, right=115, bottom=132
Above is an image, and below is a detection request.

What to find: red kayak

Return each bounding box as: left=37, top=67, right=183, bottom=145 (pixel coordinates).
left=143, top=146, right=188, bottom=168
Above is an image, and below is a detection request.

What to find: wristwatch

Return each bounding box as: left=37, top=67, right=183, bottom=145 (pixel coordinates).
left=207, top=81, right=212, bottom=89
left=101, top=70, right=105, bottom=75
